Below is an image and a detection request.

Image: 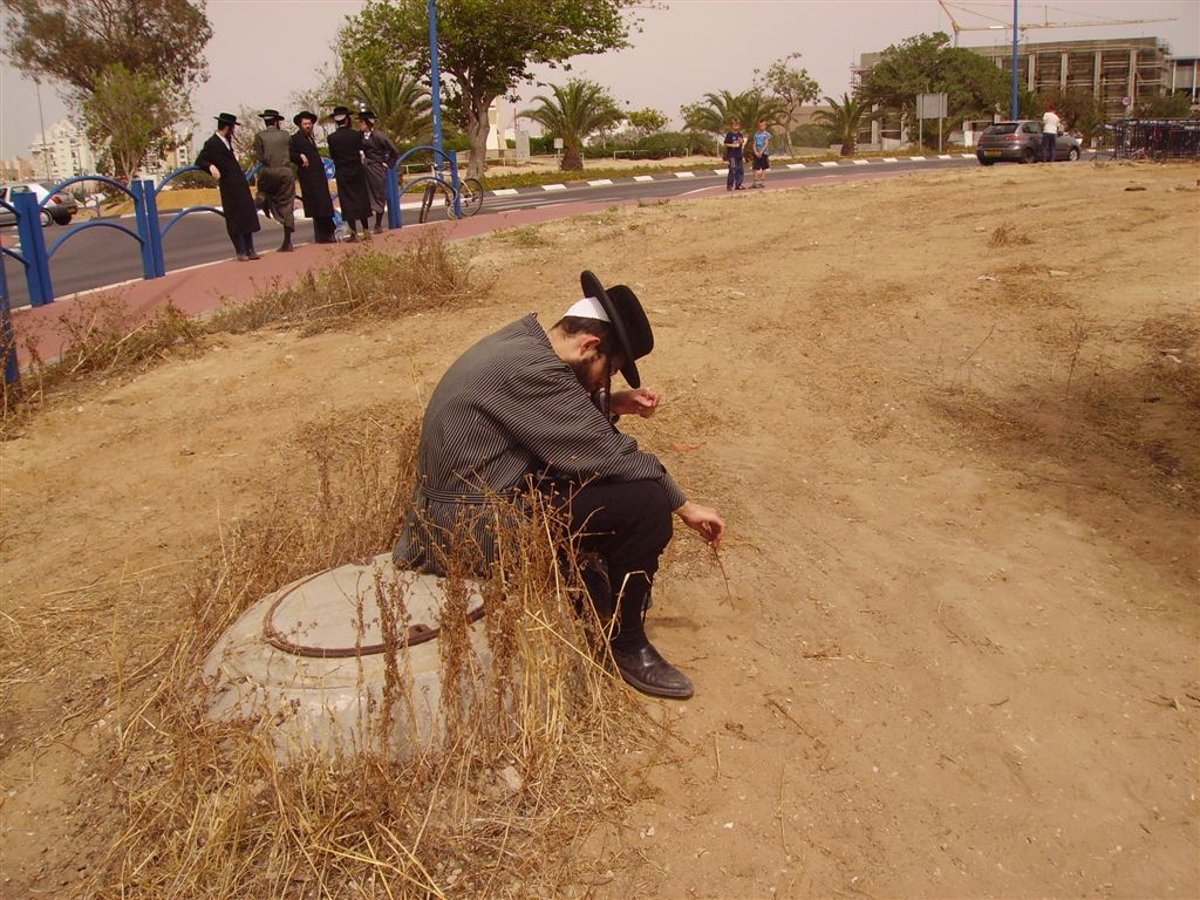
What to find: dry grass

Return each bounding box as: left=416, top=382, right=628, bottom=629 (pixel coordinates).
left=64, top=407, right=658, bottom=898
left=988, top=222, right=1033, bottom=247
left=1, top=230, right=480, bottom=432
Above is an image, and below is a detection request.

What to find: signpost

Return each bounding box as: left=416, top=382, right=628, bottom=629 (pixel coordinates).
left=916, top=92, right=948, bottom=152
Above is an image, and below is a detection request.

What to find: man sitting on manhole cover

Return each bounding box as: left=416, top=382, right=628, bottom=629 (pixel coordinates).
left=394, top=271, right=725, bottom=699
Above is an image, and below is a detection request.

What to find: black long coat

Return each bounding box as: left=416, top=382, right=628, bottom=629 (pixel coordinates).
left=195, top=133, right=260, bottom=237
left=288, top=130, right=335, bottom=218
left=326, top=125, right=370, bottom=222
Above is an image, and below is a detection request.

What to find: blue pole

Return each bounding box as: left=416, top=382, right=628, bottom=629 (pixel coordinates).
left=0, top=253, right=18, bottom=387
left=1010, top=0, right=1020, bottom=120
left=13, top=192, right=52, bottom=306
left=429, top=0, right=444, bottom=157
left=132, top=180, right=157, bottom=281
left=386, top=166, right=402, bottom=229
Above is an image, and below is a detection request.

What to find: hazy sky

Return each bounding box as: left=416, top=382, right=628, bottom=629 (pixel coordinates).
left=2, top=0, right=1197, bottom=159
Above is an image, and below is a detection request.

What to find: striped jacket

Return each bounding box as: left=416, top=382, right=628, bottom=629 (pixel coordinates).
left=394, top=314, right=685, bottom=572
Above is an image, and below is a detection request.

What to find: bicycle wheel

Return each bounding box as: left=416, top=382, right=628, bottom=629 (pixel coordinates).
left=458, top=178, right=484, bottom=218
left=419, top=182, right=437, bottom=224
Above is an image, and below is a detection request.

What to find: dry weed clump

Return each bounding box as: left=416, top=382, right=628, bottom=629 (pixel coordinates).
left=81, top=408, right=656, bottom=898
left=209, top=230, right=480, bottom=335
left=1, top=229, right=480, bottom=431
left=988, top=222, right=1032, bottom=247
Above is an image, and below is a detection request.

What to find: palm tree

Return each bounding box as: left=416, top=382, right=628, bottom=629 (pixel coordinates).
left=682, top=89, right=786, bottom=136
left=812, top=94, right=879, bottom=156
left=520, top=79, right=623, bottom=171
left=340, top=69, right=433, bottom=144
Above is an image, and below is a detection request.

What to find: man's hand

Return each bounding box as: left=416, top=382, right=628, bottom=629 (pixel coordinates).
left=675, top=500, right=725, bottom=549
left=609, top=388, right=660, bottom=419
left=208, top=164, right=220, bottom=179
left=299, top=154, right=310, bottom=168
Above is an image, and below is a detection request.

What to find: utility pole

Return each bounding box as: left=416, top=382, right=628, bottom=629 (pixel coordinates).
left=428, top=0, right=443, bottom=156
left=1010, top=0, right=1020, bottom=120
left=34, top=77, right=52, bottom=182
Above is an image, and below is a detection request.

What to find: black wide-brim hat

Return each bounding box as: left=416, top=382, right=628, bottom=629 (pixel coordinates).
left=215, top=112, right=241, bottom=128
left=293, top=110, right=317, bottom=126
left=260, top=108, right=284, bottom=122
left=332, top=105, right=351, bottom=122
left=357, top=109, right=376, bottom=121
left=579, top=270, right=653, bottom=389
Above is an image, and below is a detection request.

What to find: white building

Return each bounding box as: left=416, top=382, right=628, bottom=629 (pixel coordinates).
left=29, top=118, right=97, bottom=183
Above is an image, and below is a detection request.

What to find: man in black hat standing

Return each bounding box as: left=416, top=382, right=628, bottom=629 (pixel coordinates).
left=358, top=110, right=399, bottom=234
left=253, top=109, right=297, bottom=252
left=289, top=111, right=337, bottom=244
left=394, top=271, right=725, bottom=700
left=196, top=113, right=261, bottom=261
left=326, top=105, right=370, bottom=242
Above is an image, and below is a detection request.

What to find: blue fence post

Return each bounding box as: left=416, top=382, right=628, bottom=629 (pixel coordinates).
left=386, top=166, right=401, bottom=230
left=13, top=192, right=52, bottom=306
left=0, top=254, right=18, bottom=387
left=140, top=179, right=165, bottom=277
left=449, top=151, right=462, bottom=219
left=131, top=181, right=158, bottom=280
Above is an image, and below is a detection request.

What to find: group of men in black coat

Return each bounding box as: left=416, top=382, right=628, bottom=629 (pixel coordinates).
left=195, top=106, right=399, bottom=260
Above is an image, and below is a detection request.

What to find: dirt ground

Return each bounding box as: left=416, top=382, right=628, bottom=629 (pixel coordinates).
left=1, top=161, right=1197, bottom=897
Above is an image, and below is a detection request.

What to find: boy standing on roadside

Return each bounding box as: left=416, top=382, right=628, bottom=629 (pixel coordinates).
left=724, top=118, right=746, bottom=191
left=751, top=119, right=771, bottom=188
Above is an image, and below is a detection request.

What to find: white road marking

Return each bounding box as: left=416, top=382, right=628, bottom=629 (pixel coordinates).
left=852, top=159, right=869, bottom=165
left=541, top=184, right=567, bottom=191
left=491, top=188, right=520, bottom=196
left=674, top=171, right=697, bottom=178
left=820, top=161, right=839, bottom=168
left=788, top=163, right=807, bottom=169
left=587, top=178, right=614, bottom=186
left=633, top=175, right=655, bottom=182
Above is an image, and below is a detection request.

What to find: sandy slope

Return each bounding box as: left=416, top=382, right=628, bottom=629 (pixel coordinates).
left=1, top=160, right=1197, bottom=896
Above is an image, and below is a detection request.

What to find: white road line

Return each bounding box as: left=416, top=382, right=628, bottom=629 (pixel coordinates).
left=938, top=154, right=953, bottom=159
left=820, top=161, right=839, bottom=168
left=883, top=157, right=899, bottom=162
left=712, top=169, right=726, bottom=176
left=852, top=159, right=870, bottom=165
left=541, top=183, right=567, bottom=191
left=586, top=178, right=614, bottom=186
left=633, top=175, right=655, bottom=182
left=910, top=155, right=927, bottom=161
left=787, top=163, right=807, bottom=169
left=674, top=171, right=696, bottom=178
left=491, top=188, right=520, bottom=196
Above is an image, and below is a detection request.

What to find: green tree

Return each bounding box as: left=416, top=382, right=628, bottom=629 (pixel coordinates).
left=520, top=79, right=623, bottom=170
left=340, top=0, right=638, bottom=178
left=1, top=0, right=212, bottom=97
left=682, top=89, right=785, bottom=135
left=755, top=53, right=820, bottom=154
left=812, top=93, right=880, bottom=156
left=858, top=31, right=1008, bottom=142
left=627, top=107, right=668, bottom=136
left=341, top=69, right=434, bottom=143
left=81, top=63, right=185, bottom=183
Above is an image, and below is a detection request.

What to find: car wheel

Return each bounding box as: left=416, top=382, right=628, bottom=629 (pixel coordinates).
left=1068, top=147, right=1080, bottom=161
left=1020, top=147, right=1035, bottom=165
left=978, top=157, right=994, bottom=166
left=40, top=209, right=53, bottom=227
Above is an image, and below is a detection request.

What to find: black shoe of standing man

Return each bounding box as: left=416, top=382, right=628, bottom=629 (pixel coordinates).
left=610, top=639, right=694, bottom=699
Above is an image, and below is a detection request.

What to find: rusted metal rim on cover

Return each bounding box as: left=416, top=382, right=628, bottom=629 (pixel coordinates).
left=261, top=569, right=485, bottom=659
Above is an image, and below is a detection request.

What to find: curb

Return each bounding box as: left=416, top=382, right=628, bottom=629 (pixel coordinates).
left=494, top=153, right=979, bottom=196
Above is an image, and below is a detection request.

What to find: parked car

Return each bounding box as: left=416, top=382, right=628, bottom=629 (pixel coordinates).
left=976, top=121, right=1082, bottom=165
left=0, top=182, right=78, bottom=226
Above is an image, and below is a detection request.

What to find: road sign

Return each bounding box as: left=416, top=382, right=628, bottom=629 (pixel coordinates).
left=917, top=93, right=948, bottom=120
left=1121, top=96, right=1132, bottom=108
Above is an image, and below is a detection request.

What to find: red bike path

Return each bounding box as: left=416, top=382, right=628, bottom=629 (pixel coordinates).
left=8, top=170, right=906, bottom=368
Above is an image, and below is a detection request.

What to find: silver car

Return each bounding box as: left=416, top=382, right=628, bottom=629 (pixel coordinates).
left=0, top=183, right=79, bottom=226
left=976, top=121, right=1082, bottom=165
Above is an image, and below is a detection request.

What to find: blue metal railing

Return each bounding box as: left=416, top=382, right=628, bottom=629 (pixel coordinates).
left=3, top=148, right=463, bottom=312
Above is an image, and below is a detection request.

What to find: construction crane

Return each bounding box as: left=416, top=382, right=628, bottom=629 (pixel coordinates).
left=937, top=1, right=1175, bottom=46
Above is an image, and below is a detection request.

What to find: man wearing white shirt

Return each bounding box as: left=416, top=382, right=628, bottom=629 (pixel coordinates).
left=1041, top=106, right=1061, bottom=163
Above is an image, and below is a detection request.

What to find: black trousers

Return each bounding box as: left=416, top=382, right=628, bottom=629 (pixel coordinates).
left=312, top=216, right=336, bottom=243
left=558, top=479, right=674, bottom=650
left=231, top=231, right=256, bottom=255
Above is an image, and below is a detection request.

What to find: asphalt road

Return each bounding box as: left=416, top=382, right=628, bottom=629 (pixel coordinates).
left=3, top=156, right=980, bottom=309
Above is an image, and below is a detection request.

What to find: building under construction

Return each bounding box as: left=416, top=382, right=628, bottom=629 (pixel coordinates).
left=964, top=35, right=1174, bottom=118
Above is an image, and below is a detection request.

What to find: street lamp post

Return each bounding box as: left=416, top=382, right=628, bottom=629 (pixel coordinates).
left=1010, top=0, right=1020, bottom=120
left=428, top=0, right=443, bottom=156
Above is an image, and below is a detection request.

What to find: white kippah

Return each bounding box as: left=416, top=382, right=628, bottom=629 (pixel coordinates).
left=564, top=296, right=610, bottom=322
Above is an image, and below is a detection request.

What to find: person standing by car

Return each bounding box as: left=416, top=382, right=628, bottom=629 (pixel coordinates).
left=1041, top=105, right=1061, bottom=163
left=750, top=119, right=771, bottom=189
left=196, top=113, right=261, bottom=261
left=326, top=105, right=371, bottom=242
left=289, top=111, right=337, bottom=244
left=358, top=110, right=399, bottom=234
left=724, top=118, right=746, bottom=191
left=253, top=109, right=297, bottom=252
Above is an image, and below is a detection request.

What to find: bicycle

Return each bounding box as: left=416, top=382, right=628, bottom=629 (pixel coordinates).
left=418, top=169, right=484, bottom=224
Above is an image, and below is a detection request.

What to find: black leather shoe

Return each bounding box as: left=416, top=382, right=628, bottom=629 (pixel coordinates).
left=611, top=640, right=694, bottom=699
